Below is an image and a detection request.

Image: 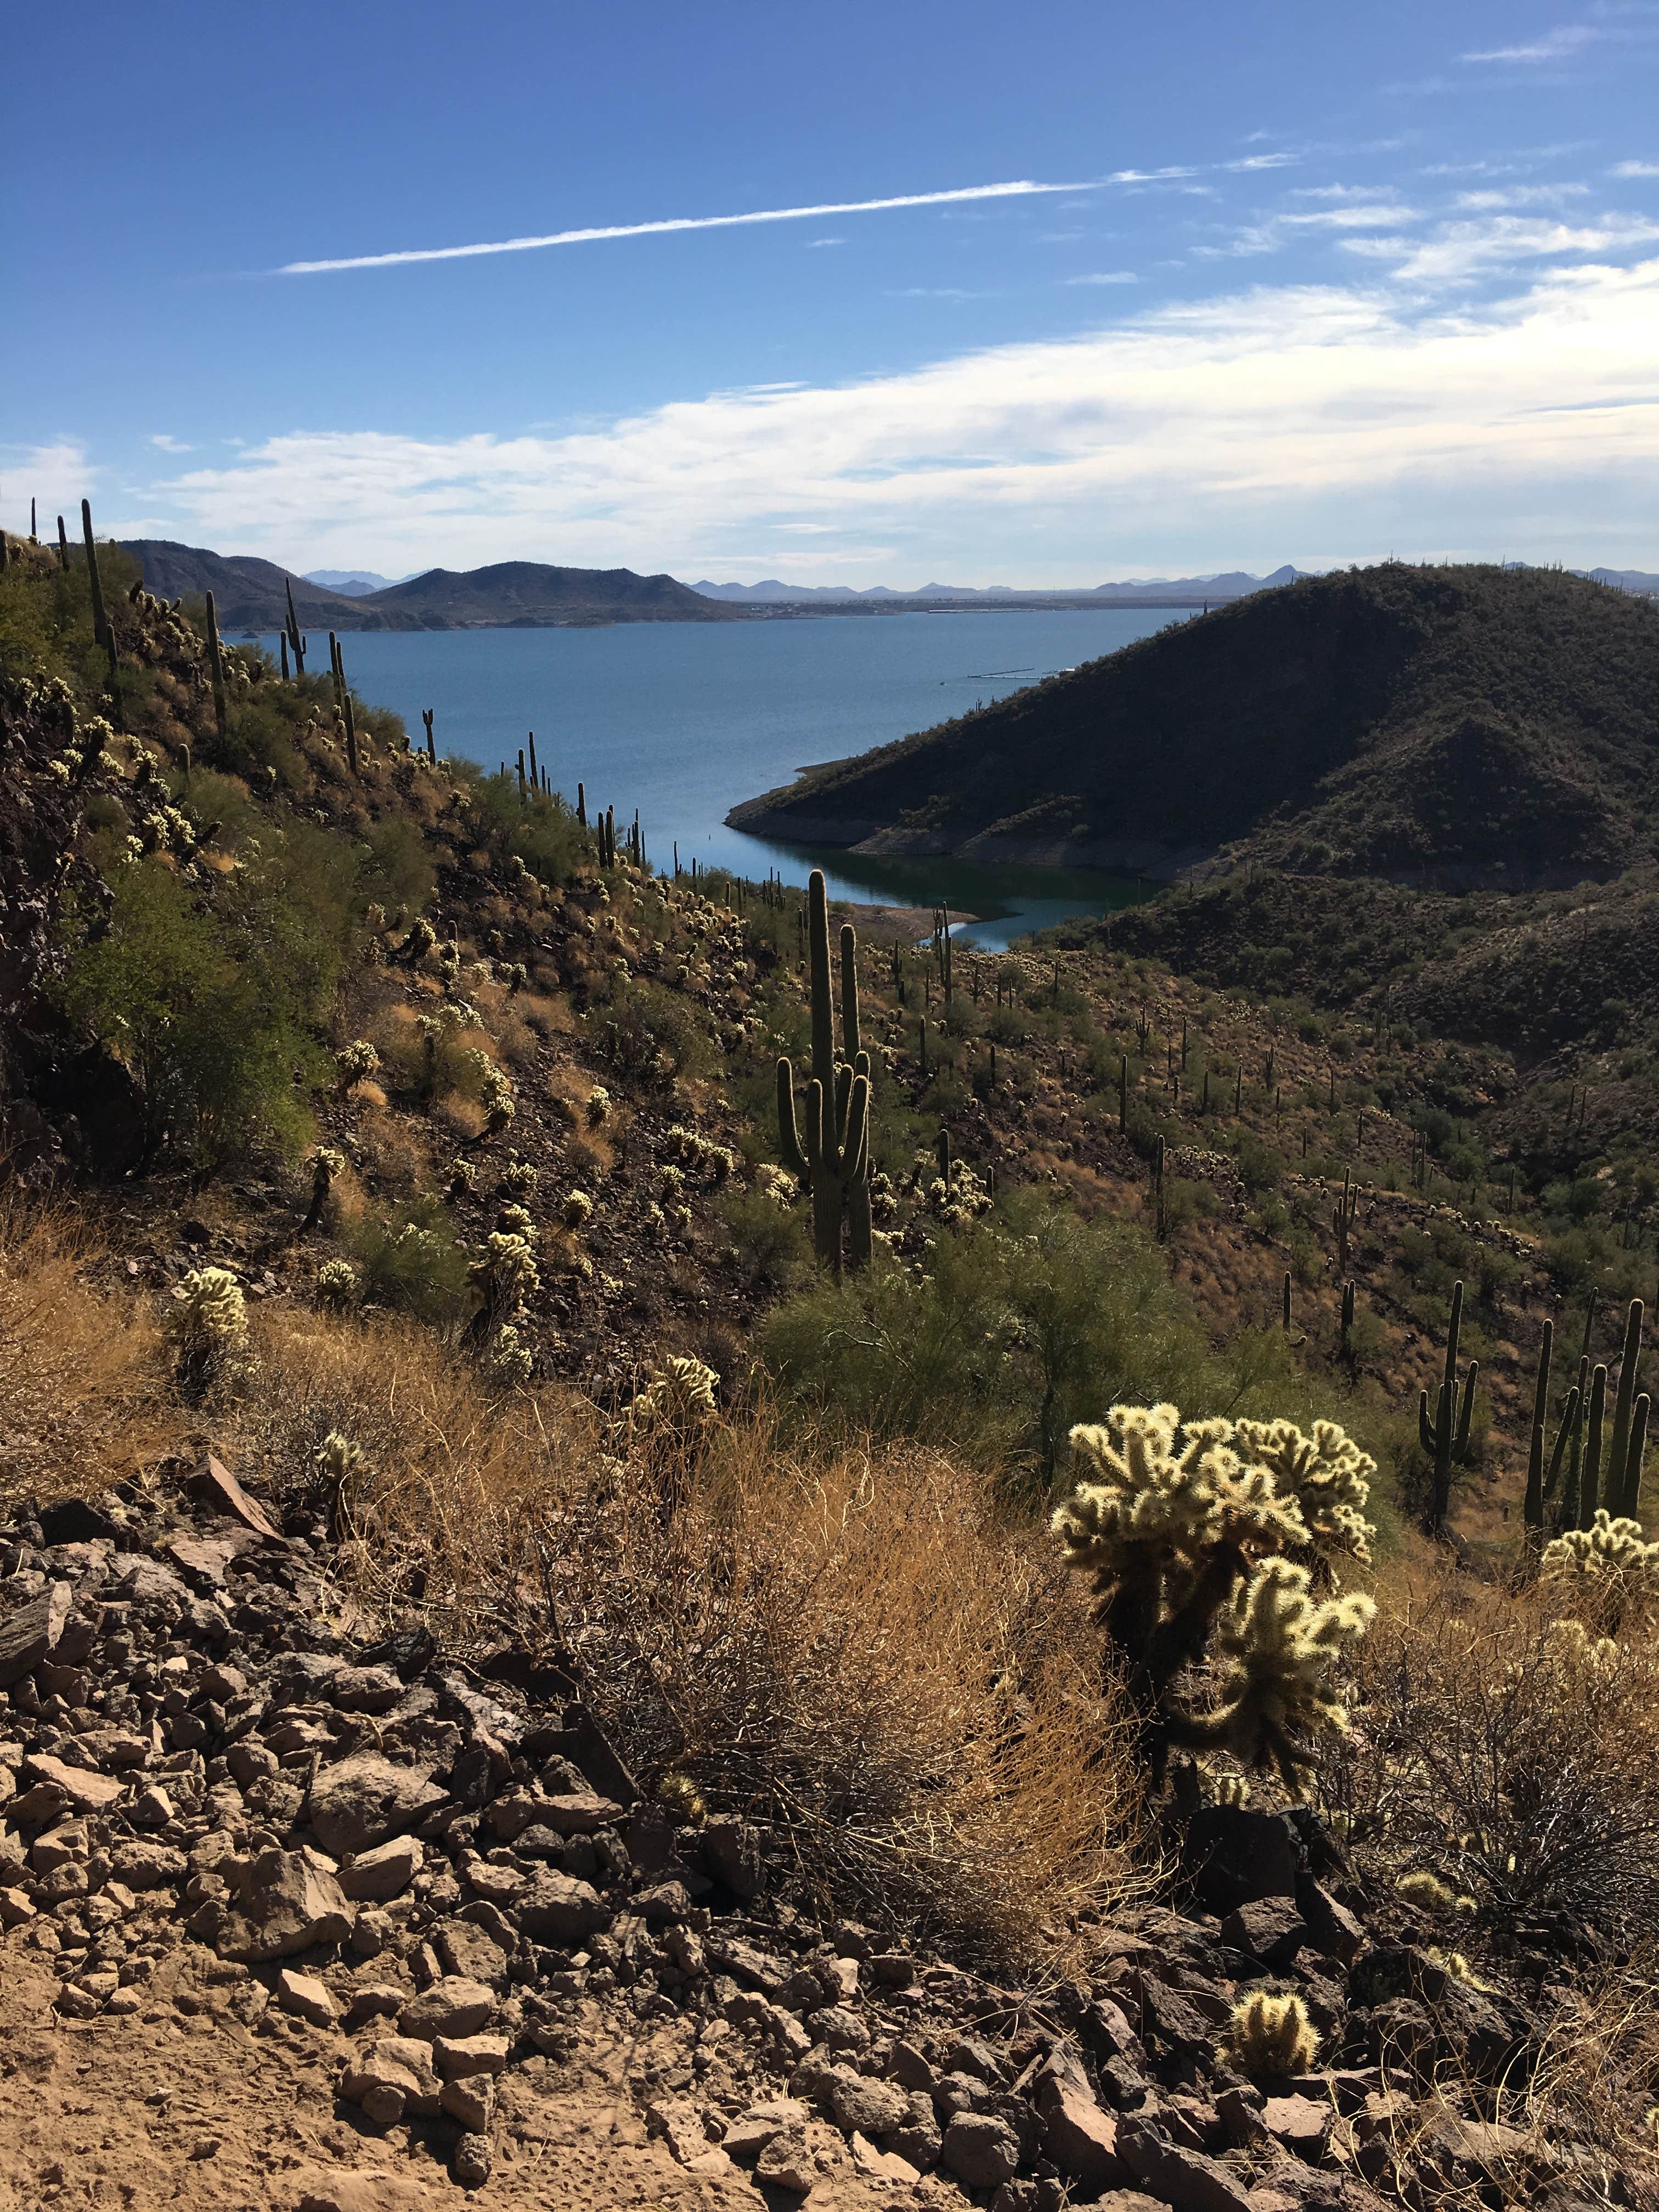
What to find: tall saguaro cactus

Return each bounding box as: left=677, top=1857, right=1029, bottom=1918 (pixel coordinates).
left=1332, top=1169, right=1359, bottom=1277
left=1605, top=1299, right=1645, bottom=1519
left=1522, top=1319, right=1583, bottom=1548
left=776, top=868, right=872, bottom=1279
left=204, top=590, right=228, bottom=737
left=81, top=499, right=110, bottom=648
left=284, top=577, right=307, bottom=674
left=1421, top=1279, right=1479, bottom=1535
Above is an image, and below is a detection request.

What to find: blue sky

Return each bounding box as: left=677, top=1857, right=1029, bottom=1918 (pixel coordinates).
left=7, top=0, right=1659, bottom=583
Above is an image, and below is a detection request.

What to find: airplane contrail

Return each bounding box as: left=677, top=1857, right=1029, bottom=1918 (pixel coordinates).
left=274, top=174, right=1183, bottom=275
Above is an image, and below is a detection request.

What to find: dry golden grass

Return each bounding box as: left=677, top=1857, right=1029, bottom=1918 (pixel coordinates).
left=0, top=1204, right=180, bottom=1510
left=221, top=1300, right=1145, bottom=1964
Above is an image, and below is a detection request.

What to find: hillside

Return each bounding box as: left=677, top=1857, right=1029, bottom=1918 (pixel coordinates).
left=728, top=562, right=1659, bottom=889
left=122, top=541, right=739, bottom=633
left=359, top=560, right=736, bottom=628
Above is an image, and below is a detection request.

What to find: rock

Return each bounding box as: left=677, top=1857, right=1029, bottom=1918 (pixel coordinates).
left=1141, top=1979, right=1216, bottom=2055
left=869, top=1950, right=915, bottom=1987
left=340, top=1836, right=424, bottom=1901
left=538, top=1791, right=625, bottom=1833
left=1417, top=2107, right=1533, bottom=2181
left=1035, top=2051, right=1128, bottom=2188
left=823, top=2068, right=911, bottom=2137
left=18, top=1753, right=125, bottom=1815
left=330, top=1666, right=405, bottom=1714
left=0, top=1887, right=36, bottom=1926
left=344, top=1984, right=405, bottom=2029
left=453, top=2134, right=492, bottom=2188
left=434, top=2032, right=510, bottom=2079
left=1298, top=1883, right=1365, bottom=1966
left=943, top=2113, right=1022, bottom=2188
left=1261, top=2095, right=1332, bottom=2158
left=0, top=1583, right=72, bottom=1686
left=128, top=1784, right=174, bottom=1829
left=441, top=2075, right=495, bottom=2132
left=341, top=2036, right=444, bottom=2121
left=399, top=1977, right=496, bottom=2041
left=647, top=2097, right=720, bottom=2170
left=113, top=1558, right=188, bottom=1606
left=193, top=1453, right=281, bottom=1541
left=166, top=1536, right=247, bottom=1589
left=808, top=2002, right=871, bottom=2053
left=435, top=1917, right=509, bottom=1985
left=888, top=2040, right=938, bottom=2092
left=1221, top=1897, right=1307, bottom=1971
left=701, top=1814, right=762, bottom=1899
left=724, top=2099, right=810, bottom=2162
left=754, top=2130, right=817, bottom=2194
left=634, top=1879, right=691, bottom=1924
left=278, top=1967, right=337, bottom=2027
left=110, top=1838, right=187, bottom=1891
left=1118, top=2121, right=1257, bottom=2212
left=850, top=2132, right=921, bottom=2183
left=308, top=1754, right=446, bottom=1858
left=515, top=1869, right=611, bottom=1943
left=1183, top=1805, right=1305, bottom=1913
left=215, top=1846, right=356, bottom=1962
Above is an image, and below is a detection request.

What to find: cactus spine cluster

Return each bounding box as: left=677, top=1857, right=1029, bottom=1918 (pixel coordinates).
left=1420, top=1280, right=1478, bottom=1534
left=776, top=868, right=872, bottom=1280
left=1223, top=1991, right=1320, bottom=2081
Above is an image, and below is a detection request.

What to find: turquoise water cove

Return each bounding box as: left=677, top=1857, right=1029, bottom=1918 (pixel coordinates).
left=259, top=610, right=1179, bottom=947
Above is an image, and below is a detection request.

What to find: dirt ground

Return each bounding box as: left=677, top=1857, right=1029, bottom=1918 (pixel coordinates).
left=0, top=1943, right=902, bottom=2212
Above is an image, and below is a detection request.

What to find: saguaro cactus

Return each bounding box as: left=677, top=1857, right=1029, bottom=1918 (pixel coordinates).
left=776, top=868, right=872, bottom=1279
left=1421, top=1280, right=1479, bottom=1535
left=284, top=577, right=307, bottom=673
left=1332, top=1170, right=1359, bottom=1277
left=1606, top=1300, right=1646, bottom=1520
left=81, top=499, right=110, bottom=648
left=1522, top=1321, right=1583, bottom=1546
left=204, top=590, right=228, bottom=736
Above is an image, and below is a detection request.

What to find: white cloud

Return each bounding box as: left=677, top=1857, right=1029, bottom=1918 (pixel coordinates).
left=1462, top=24, right=1605, bottom=63
left=1360, top=210, right=1659, bottom=283
left=150, top=434, right=194, bottom=452
left=806, top=236, right=845, bottom=248
left=1614, top=159, right=1659, bottom=176
left=1062, top=270, right=1139, bottom=285
left=131, top=253, right=1659, bottom=577
left=1291, top=184, right=1403, bottom=200
left=0, top=440, right=94, bottom=536
left=1455, top=183, right=1590, bottom=207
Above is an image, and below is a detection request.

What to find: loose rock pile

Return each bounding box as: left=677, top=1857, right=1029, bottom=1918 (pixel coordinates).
left=0, top=1459, right=1606, bottom=2208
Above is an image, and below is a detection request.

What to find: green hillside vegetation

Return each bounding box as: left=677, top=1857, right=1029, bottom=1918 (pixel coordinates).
left=730, top=563, right=1659, bottom=888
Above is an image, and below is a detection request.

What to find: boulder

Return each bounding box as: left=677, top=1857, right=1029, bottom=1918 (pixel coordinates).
left=515, top=1869, right=611, bottom=1943
left=433, top=2032, right=509, bottom=2079
left=19, top=1754, right=125, bottom=1815
left=821, top=2068, right=911, bottom=2138
left=1035, top=2051, right=1129, bottom=2187
left=941, top=2113, right=1021, bottom=2190
left=341, top=2036, right=444, bottom=2122
left=398, top=1977, right=496, bottom=2041
left=0, top=1583, right=72, bottom=1686
left=308, top=1754, right=446, bottom=1858
left=1118, top=2121, right=1257, bottom=2212
left=537, top=1791, right=625, bottom=1833
left=193, top=1453, right=281, bottom=1540
left=278, top=1968, right=337, bottom=2027
left=339, top=1836, right=424, bottom=1902
left=214, top=1846, right=356, bottom=1962
left=1221, top=1896, right=1308, bottom=1972
left=1183, top=1805, right=1306, bottom=1912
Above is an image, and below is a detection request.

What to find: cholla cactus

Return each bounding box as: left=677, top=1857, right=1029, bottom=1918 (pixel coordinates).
left=755, top=1163, right=797, bottom=1210
left=437, top=940, right=462, bottom=987
left=499, top=1155, right=538, bottom=1199
left=488, top=1324, right=534, bottom=1387
left=563, top=1188, right=594, bottom=1231
left=403, top=916, right=436, bottom=966
left=302, top=1146, right=347, bottom=1235
left=634, top=1355, right=720, bottom=1427
left=315, top=1430, right=366, bottom=1489
left=664, top=1124, right=740, bottom=1185
left=315, top=1258, right=359, bottom=1308
left=466, top=1052, right=515, bottom=1133
left=448, top=1155, right=478, bottom=1198
left=1396, top=1870, right=1476, bottom=1915
left=586, top=1085, right=612, bottom=1127
left=1542, top=1509, right=1659, bottom=1581
left=469, top=1231, right=540, bottom=1327
left=334, top=1039, right=380, bottom=1094
left=169, top=1267, right=250, bottom=1393
left=1222, top=1991, right=1319, bottom=2081
left=1052, top=1405, right=1375, bottom=1790
left=496, top=1203, right=535, bottom=1239
left=1229, top=1417, right=1376, bottom=1567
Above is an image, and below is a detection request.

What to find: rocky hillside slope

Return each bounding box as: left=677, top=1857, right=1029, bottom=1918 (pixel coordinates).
left=727, top=565, right=1659, bottom=888
left=0, top=1457, right=1626, bottom=2211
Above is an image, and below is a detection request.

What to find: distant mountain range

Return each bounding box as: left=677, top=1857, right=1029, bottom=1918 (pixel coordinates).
left=690, top=567, right=1303, bottom=602
left=303, top=568, right=410, bottom=595
left=119, top=541, right=738, bottom=632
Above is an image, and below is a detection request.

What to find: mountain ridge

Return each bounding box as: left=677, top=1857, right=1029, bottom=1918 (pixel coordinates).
left=726, top=561, right=1659, bottom=890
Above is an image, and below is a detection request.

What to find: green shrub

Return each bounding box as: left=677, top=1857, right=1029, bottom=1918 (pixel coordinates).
left=347, top=1195, right=472, bottom=1325
left=55, top=859, right=322, bottom=1170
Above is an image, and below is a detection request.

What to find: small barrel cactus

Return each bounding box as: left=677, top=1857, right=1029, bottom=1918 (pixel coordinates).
left=1222, top=1991, right=1319, bottom=2081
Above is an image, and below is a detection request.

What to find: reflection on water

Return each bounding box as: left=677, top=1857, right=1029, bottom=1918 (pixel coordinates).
left=752, top=843, right=1151, bottom=952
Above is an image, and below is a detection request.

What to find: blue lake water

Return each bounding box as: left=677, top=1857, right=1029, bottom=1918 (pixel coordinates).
left=253, top=608, right=1189, bottom=949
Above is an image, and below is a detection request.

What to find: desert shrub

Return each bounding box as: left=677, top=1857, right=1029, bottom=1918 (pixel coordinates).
left=362, top=814, right=436, bottom=916
left=1321, top=1577, right=1659, bottom=1938
left=347, top=1195, right=472, bottom=1325
left=758, top=1190, right=1343, bottom=1482
left=719, top=1187, right=813, bottom=1293
left=592, top=979, right=713, bottom=1085
left=55, top=858, right=325, bottom=1169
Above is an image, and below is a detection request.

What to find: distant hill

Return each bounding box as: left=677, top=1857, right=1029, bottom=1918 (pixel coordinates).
left=726, top=563, right=1659, bottom=891
left=360, top=561, right=735, bottom=628
left=121, top=541, right=738, bottom=631
left=691, top=567, right=1299, bottom=603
